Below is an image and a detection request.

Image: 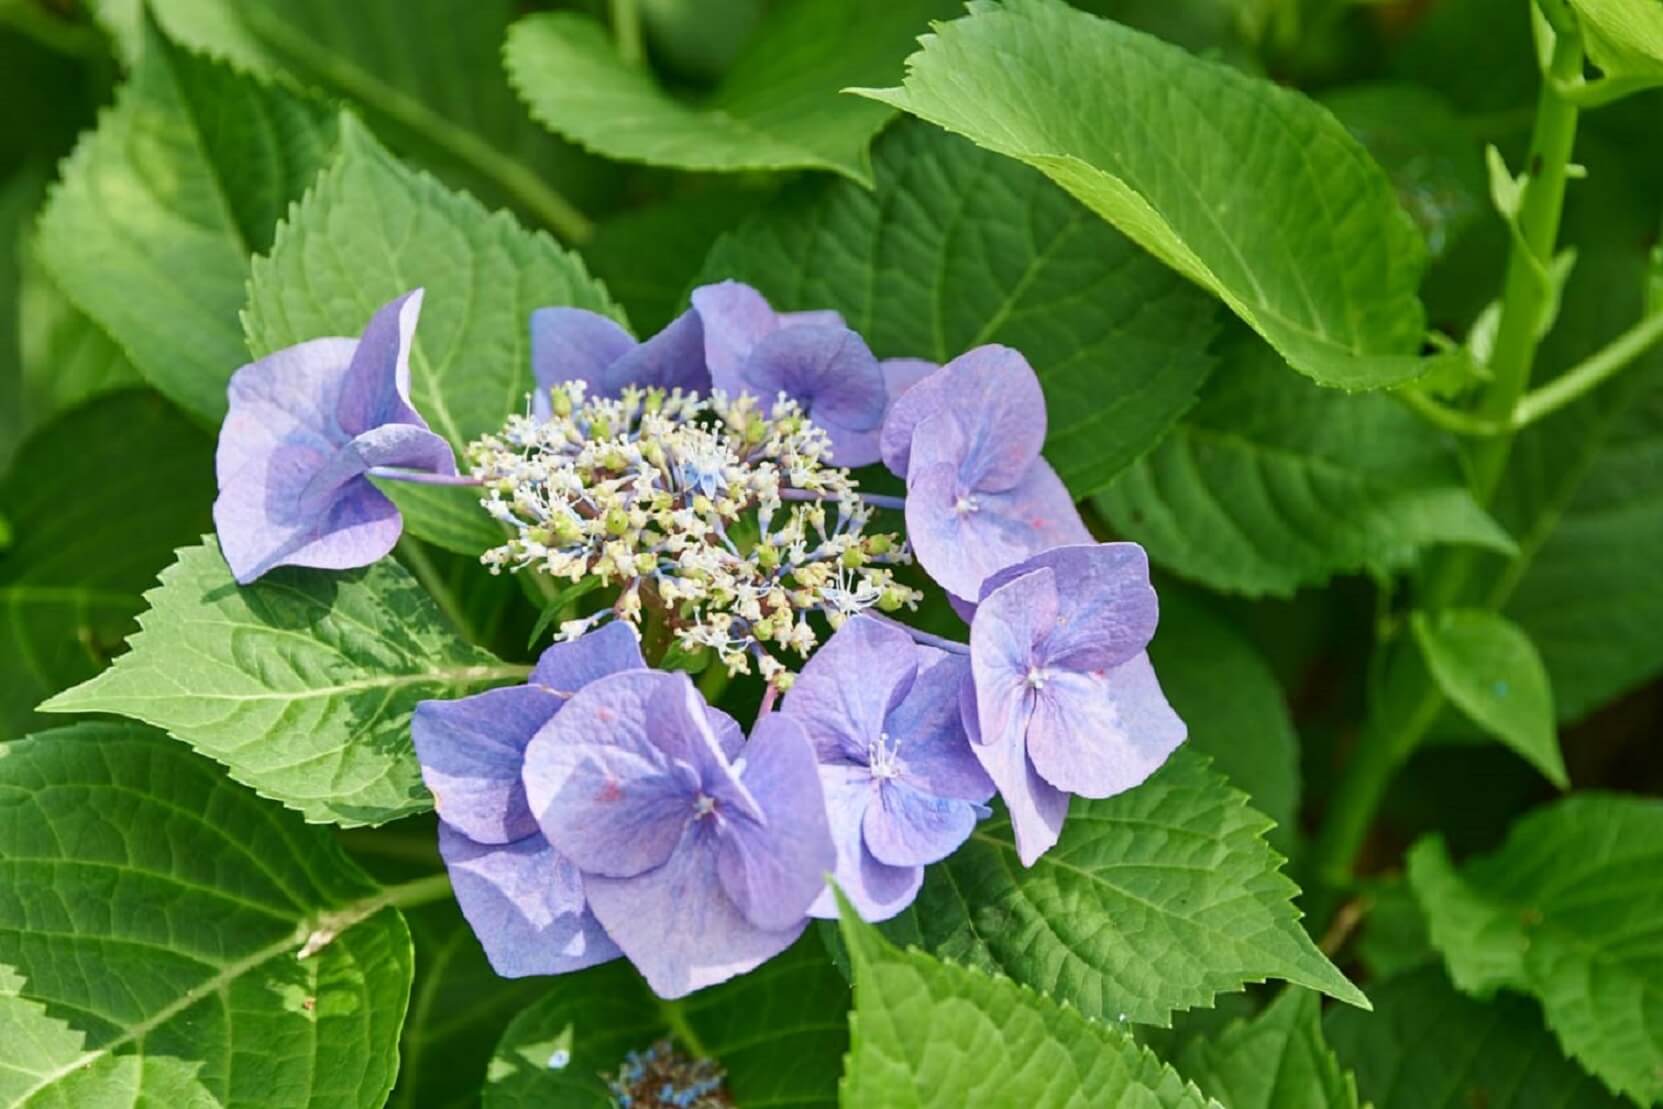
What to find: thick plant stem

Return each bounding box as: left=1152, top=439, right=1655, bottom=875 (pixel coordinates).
left=1309, top=24, right=1585, bottom=923
left=1465, top=28, right=1584, bottom=506
left=610, top=0, right=644, bottom=66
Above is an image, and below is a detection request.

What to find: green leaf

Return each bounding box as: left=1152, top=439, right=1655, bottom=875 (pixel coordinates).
left=700, top=120, right=1221, bottom=496
left=1178, top=989, right=1361, bottom=1109
left=0, top=391, right=214, bottom=737
left=39, top=537, right=528, bottom=827
left=506, top=0, right=959, bottom=185
left=1320, top=82, right=1485, bottom=262
left=96, top=0, right=610, bottom=237
left=1407, top=796, right=1663, bottom=1104
left=1505, top=380, right=1663, bottom=720
left=484, top=935, right=848, bottom=1108
left=36, top=18, right=337, bottom=423
left=244, top=115, right=619, bottom=462
left=585, top=185, right=762, bottom=336
left=1352, top=876, right=1436, bottom=982
left=1569, top=0, right=1663, bottom=81
left=1093, top=331, right=1515, bottom=597
left=856, top=0, right=1429, bottom=390
left=908, top=748, right=1367, bottom=1027
left=1410, top=609, right=1565, bottom=787
left=1150, top=587, right=1300, bottom=850
left=1325, top=965, right=1629, bottom=1109
left=374, top=480, right=505, bottom=560
left=389, top=901, right=546, bottom=1109
left=17, top=246, right=143, bottom=442
left=0, top=721, right=415, bottom=1108
left=837, top=895, right=1216, bottom=1108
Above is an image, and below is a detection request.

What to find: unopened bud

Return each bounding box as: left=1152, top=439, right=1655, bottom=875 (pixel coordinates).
left=604, top=507, right=630, bottom=536
left=865, top=534, right=894, bottom=556
left=840, top=547, right=867, bottom=569
left=878, top=587, right=906, bottom=613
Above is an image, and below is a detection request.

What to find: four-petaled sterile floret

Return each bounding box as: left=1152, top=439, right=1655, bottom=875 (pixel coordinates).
left=468, top=381, right=919, bottom=684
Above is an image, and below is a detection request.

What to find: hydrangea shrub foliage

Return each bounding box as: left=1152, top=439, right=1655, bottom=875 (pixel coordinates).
left=3, top=0, right=1662, bottom=1105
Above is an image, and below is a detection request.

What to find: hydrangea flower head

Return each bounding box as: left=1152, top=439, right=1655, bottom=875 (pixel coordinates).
left=782, top=616, right=993, bottom=920
left=691, top=280, right=922, bottom=467
left=468, top=381, right=917, bottom=683
left=522, top=669, right=833, bottom=997
left=530, top=305, right=709, bottom=410
left=883, top=346, right=1090, bottom=601
left=410, top=622, right=657, bottom=977
left=213, top=290, right=457, bottom=583
left=966, top=543, right=1186, bottom=865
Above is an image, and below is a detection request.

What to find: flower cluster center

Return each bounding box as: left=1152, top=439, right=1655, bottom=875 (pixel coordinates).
left=468, top=381, right=920, bottom=686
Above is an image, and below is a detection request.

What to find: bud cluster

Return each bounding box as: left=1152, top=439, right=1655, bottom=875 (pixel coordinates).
left=467, top=381, right=919, bottom=685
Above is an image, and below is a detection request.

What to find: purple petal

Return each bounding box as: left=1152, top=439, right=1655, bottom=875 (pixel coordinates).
left=781, top=615, right=916, bottom=765
left=881, top=345, right=1046, bottom=485
left=646, top=675, right=762, bottom=821
left=906, top=450, right=1090, bottom=600
left=883, top=357, right=938, bottom=402
left=603, top=308, right=710, bottom=396
left=964, top=682, right=1068, bottom=867
left=976, top=544, right=1157, bottom=673
left=214, top=337, right=392, bottom=582
left=336, top=290, right=427, bottom=437
left=864, top=780, right=978, bottom=867
left=214, top=467, right=400, bottom=584
left=740, top=326, right=887, bottom=436
left=884, top=651, right=995, bottom=802
left=412, top=685, right=564, bottom=845
left=586, top=823, right=807, bottom=998
left=715, top=714, right=835, bottom=931
left=780, top=308, right=847, bottom=330
left=530, top=306, right=636, bottom=395
left=1025, top=652, right=1186, bottom=799
left=529, top=621, right=646, bottom=692
left=439, top=825, right=620, bottom=978
left=969, top=567, right=1058, bottom=750
left=807, top=764, right=921, bottom=922
left=350, top=422, right=458, bottom=475
left=522, top=670, right=692, bottom=878
left=690, top=280, right=779, bottom=395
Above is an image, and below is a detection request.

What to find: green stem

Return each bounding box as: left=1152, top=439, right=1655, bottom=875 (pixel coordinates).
left=1465, top=26, right=1584, bottom=505
left=658, top=998, right=713, bottom=1059
left=379, top=871, right=454, bottom=911
left=398, top=537, right=477, bottom=644
left=1513, top=310, right=1663, bottom=427
left=1308, top=19, right=1586, bottom=924
left=610, top=0, right=644, bottom=66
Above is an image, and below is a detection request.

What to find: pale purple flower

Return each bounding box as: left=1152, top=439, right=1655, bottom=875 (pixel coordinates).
left=966, top=544, right=1186, bottom=865
left=213, top=290, right=457, bottom=583
left=689, top=280, right=919, bottom=467
left=883, top=345, right=1090, bottom=601
left=522, top=669, right=834, bottom=998
left=530, top=306, right=708, bottom=410
left=782, top=616, right=993, bottom=921
left=411, top=622, right=737, bottom=978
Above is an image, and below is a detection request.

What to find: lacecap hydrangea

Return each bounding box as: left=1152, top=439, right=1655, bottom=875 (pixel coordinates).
left=211, top=280, right=1187, bottom=997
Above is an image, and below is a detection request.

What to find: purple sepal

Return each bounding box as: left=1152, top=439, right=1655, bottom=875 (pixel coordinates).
left=213, top=290, right=457, bottom=583
left=783, top=617, right=991, bottom=922
left=439, top=825, right=621, bottom=978
left=530, top=307, right=709, bottom=410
